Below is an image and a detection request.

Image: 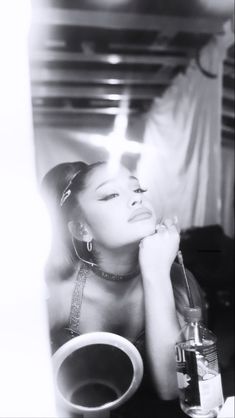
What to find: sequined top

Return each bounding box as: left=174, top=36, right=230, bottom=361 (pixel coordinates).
left=50, top=262, right=206, bottom=356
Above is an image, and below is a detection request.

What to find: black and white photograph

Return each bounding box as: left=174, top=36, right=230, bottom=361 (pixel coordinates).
left=0, top=1, right=234, bottom=417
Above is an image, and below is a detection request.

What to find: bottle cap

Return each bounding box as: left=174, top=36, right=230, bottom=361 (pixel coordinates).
left=183, top=306, right=202, bottom=322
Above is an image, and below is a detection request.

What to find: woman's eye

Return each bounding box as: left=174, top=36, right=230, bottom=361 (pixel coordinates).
left=98, top=193, right=119, bottom=201
left=134, top=187, right=147, bottom=194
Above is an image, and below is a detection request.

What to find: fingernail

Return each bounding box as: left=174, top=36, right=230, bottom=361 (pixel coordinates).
left=164, top=218, right=173, bottom=227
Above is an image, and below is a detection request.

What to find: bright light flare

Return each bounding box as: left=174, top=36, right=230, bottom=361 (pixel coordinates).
left=0, top=2, right=56, bottom=417
left=70, top=98, right=146, bottom=175
left=70, top=131, right=143, bottom=154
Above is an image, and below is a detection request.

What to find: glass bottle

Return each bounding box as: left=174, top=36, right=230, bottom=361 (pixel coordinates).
left=175, top=306, right=224, bottom=418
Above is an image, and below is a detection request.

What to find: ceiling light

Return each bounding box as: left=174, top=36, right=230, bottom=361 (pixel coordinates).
left=108, top=54, right=122, bottom=65
left=107, top=94, right=122, bottom=101
left=87, top=0, right=132, bottom=6
left=107, top=79, right=120, bottom=85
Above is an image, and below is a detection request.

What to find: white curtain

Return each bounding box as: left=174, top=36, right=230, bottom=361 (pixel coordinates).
left=136, top=22, right=234, bottom=231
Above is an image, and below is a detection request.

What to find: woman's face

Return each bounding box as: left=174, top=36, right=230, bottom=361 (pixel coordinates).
left=76, top=164, right=157, bottom=249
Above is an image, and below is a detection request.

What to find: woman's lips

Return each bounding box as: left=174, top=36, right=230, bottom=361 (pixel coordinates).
left=128, top=208, right=153, bottom=223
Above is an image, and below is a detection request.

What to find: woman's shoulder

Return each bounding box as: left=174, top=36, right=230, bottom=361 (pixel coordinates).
left=46, top=263, right=81, bottom=330
left=44, top=257, right=81, bottom=283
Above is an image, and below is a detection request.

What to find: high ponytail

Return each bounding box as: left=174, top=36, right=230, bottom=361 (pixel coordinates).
left=41, top=160, right=105, bottom=280
left=41, top=161, right=88, bottom=279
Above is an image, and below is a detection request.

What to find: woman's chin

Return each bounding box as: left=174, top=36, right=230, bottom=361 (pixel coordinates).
left=137, top=223, right=156, bottom=240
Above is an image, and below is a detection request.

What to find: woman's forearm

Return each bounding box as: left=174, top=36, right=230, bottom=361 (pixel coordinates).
left=139, top=218, right=181, bottom=398
left=143, top=269, right=180, bottom=399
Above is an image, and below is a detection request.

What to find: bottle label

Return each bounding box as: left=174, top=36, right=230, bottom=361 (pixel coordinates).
left=175, top=342, right=224, bottom=410
left=176, top=345, right=200, bottom=406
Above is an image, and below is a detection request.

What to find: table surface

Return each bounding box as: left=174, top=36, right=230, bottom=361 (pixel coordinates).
left=112, top=386, right=188, bottom=418
left=115, top=393, right=235, bottom=418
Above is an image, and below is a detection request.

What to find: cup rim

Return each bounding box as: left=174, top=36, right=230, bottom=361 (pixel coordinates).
left=52, top=331, right=144, bottom=413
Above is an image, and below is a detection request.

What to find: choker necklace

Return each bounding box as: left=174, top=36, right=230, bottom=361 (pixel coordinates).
left=72, top=237, right=140, bottom=281
left=86, top=262, right=140, bottom=282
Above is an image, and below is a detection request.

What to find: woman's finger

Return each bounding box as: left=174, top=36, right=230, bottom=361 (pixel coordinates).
left=155, top=223, right=167, bottom=233
left=173, top=215, right=181, bottom=233
left=164, top=218, right=174, bottom=228
left=155, top=215, right=180, bottom=233
left=158, top=226, right=167, bottom=234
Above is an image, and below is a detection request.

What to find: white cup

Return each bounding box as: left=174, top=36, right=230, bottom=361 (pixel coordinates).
left=52, top=332, right=144, bottom=418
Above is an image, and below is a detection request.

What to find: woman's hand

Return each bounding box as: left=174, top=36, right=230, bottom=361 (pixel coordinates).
left=139, top=217, right=180, bottom=279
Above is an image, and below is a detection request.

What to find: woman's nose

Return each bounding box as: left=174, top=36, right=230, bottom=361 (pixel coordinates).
left=129, top=193, right=142, bottom=207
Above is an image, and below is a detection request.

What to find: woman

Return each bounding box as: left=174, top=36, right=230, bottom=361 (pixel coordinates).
left=42, top=160, right=205, bottom=400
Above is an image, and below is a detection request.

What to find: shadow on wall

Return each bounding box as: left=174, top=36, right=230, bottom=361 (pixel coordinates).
left=180, top=224, right=234, bottom=297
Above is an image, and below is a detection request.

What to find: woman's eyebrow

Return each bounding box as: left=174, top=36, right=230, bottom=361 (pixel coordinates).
left=95, top=180, right=113, bottom=191
left=96, top=175, right=139, bottom=191
left=129, top=175, right=138, bottom=181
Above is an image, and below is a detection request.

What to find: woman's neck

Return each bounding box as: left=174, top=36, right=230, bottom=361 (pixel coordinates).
left=93, top=243, right=139, bottom=275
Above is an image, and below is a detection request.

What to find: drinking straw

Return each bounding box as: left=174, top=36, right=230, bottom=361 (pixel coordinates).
left=177, top=250, right=194, bottom=308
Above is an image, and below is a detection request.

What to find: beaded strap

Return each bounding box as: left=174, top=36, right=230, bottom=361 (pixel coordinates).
left=67, top=263, right=89, bottom=335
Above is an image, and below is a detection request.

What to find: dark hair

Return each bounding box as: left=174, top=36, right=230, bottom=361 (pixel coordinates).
left=41, top=160, right=105, bottom=278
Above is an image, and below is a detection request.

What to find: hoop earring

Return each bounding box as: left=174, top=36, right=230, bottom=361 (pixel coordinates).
left=71, top=236, right=98, bottom=268
left=87, top=240, right=93, bottom=252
